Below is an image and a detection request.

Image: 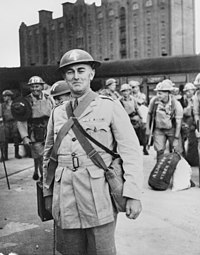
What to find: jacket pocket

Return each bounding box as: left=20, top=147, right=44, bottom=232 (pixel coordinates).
left=87, top=166, right=113, bottom=219
left=82, top=121, right=111, bottom=148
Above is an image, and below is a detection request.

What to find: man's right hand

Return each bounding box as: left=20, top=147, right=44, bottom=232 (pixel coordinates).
left=23, top=136, right=31, bottom=145
left=45, top=196, right=53, bottom=214
left=195, top=129, right=200, bottom=139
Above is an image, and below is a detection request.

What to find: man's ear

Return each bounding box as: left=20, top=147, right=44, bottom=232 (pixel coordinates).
left=90, top=69, right=95, bottom=81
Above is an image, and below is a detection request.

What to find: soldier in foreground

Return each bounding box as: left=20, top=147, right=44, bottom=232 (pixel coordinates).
left=43, top=49, right=143, bottom=255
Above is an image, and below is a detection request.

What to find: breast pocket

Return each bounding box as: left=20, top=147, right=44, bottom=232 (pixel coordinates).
left=82, top=122, right=111, bottom=148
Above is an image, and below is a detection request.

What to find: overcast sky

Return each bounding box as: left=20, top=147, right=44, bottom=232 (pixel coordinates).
left=0, top=0, right=199, bottom=67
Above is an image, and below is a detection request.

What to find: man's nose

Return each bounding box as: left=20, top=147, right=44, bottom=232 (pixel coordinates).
left=74, top=71, right=79, bottom=79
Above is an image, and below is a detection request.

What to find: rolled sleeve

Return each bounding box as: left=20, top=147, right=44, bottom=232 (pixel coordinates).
left=174, top=100, right=183, bottom=119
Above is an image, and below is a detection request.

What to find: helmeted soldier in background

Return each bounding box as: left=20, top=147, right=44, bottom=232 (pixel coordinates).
left=129, top=80, right=147, bottom=106
left=1, top=90, right=22, bottom=161
left=100, top=78, right=121, bottom=100
left=50, top=80, right=71, bottom=106
left=146, top=79, right=183, bottom=161
left=120, top=84, right=148, bottom=155
left=192, top=73, right=200, bottom=184
left=181, top=83, right=198, bottom=165
left=17, top=76, right=53, bottom=180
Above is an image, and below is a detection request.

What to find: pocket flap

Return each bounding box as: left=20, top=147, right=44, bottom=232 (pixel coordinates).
left=55, top=166, right=64, bottom=182
left=87, top=167, right=105, bottom=179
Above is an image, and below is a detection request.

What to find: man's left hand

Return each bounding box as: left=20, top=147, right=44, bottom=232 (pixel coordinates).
left=125, top=198, right=142, bottom=220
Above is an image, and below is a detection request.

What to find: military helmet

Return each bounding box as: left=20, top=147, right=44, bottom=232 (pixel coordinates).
left=59, top=49, right=101, bottom=71
left=2, top=90, right=14, bottom=97
left=28, top=76, right=45, bottom=85
left=120, top=84, right=132, bottom=92
left=105, top=78, right=117, bottom=87
left=154, top=79, right=174, bottom=92
left=50, top=80, right=70, bottom=97
left=194, top=73, right=200, bottom=86
left=183, top=83, right=196, bottom=91
left=129, top=80, right=140, bottom=87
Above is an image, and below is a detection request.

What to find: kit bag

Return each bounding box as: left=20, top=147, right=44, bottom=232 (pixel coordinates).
left=148, top=152, right=181, bottom=191
left=36, top=181, right=53, bottom=221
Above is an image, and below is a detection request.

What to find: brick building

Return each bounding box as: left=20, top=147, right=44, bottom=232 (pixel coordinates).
left=19, top=0, right=195, bottom=67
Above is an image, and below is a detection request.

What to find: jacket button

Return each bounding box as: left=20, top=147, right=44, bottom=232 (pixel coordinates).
left=72, top=137, right=76, bottom=142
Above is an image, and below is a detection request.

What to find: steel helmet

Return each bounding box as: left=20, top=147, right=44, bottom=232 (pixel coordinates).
left=120, top=84, right=132, bottom=92
left=183, top=83, right=196, bottom=91
left=194, top=73, right=200, bottom=86
left=154, top=79, right=174, bottom=92
left=28, top=76, right=45, bottom=85
left=59, top=49, right=101, bottom=71
left=50, top=80, right=70, bottom=97
left=129, top=80, right=140, bottom=87
left=2, top=90, right=14, bottom=96
left=105, top=78, right=117, bottom=87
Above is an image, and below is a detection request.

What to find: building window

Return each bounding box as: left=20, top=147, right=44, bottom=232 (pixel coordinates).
left=108, top=9, right=114, bottom=16
left=119, top=7, right=127, bottom=58
left=145, top=0, right=152, bottom=7
left=134, top=51, right=138, bottom=58
left=97, top=12, right=103, bottom=19
left=134, top=38, right=138, bottom=48
left=132, top=3, right=139, bottom=10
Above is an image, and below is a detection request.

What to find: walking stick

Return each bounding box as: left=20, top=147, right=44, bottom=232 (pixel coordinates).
left=0, top=144, right=10, bottom=189
left=53, top=220, right=56, bottom=255
left=147, top=118, right=154, bottom=150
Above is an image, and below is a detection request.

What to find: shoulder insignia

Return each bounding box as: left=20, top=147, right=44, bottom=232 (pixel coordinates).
left=99, top=95, right=113, bottom=101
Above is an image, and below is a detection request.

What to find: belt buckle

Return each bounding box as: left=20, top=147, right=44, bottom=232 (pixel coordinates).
left=72, top=154, right=79, bottom=171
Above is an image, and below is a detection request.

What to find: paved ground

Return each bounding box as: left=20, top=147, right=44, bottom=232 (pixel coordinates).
left=0, top=145, right=200, bottom=255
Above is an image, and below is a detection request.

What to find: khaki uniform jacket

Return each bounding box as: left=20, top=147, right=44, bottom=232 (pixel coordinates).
left=43, top=92, right=143, bottom=229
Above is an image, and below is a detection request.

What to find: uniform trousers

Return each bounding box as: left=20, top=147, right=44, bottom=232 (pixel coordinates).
left=56, top=220, right=117, bottom=255
left=153, top=128, right=183, bottom=160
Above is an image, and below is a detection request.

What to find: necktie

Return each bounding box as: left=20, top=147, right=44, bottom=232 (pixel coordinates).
left=74, top=98, right=78, bottom=110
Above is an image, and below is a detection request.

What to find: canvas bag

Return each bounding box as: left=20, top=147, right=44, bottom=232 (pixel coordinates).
left=148, top=152, right=181, bottom=191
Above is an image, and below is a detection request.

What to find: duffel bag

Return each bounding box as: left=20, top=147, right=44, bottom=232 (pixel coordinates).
left=148, top=152, right=181, bottom=191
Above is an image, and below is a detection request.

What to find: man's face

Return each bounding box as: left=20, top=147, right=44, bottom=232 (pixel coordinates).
left=2, top=95, right=10, bottom=102
left=185, top=89, right=195, bottom=99
left=63, top=64, right=95, bottom=96
left=30, top=84, right=43, bottom=97
left=132, top=85, right=139, bottom=93
left=108, top=83, right=116, bottom=92
left=122, top=89, right=131, bottom=98
left=53, top=93, right=70, bottom=105
left=157, top=91, right=169, bottom=103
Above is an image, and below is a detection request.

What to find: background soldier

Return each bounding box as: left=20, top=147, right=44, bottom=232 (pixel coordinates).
left=100, top=78, right=121, bottom=100
left=146, top=79, right=183, bottom=161
left=1, top=90, right=22, bottom=161
left=43, top=49, right=143, bottom=255
left=120, top=84, right=148, bottom=155
left=181, top=83, right=198, bottom=164
left=129, top=80, right=147, bottom=106
left=17, top=76, right=53, bottom=181
left=50, top=80, right=71, bottom=106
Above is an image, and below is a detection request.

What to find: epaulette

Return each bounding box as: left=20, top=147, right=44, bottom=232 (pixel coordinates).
left=99, top=95, right=113, bottom=101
